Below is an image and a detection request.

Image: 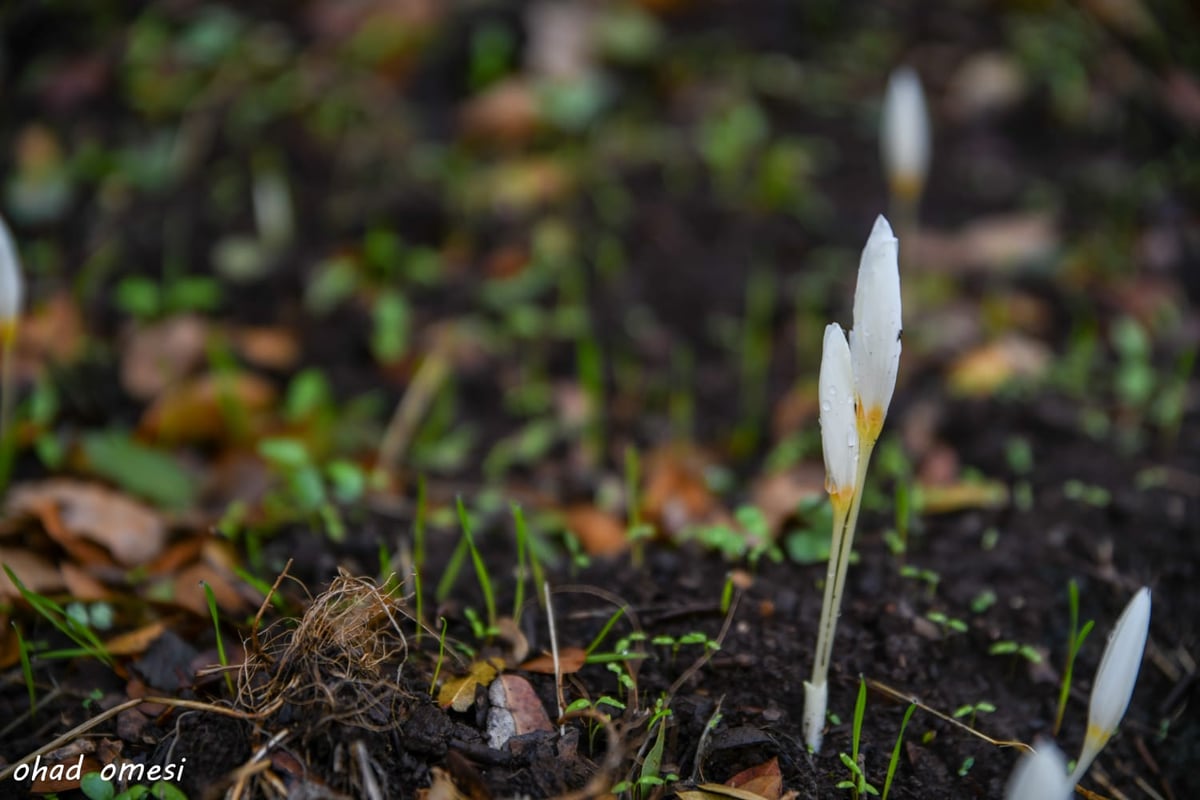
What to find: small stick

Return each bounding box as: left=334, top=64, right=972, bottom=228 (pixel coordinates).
left=865, top=678, right=1033, bottom=753
left=544, top=580, right=564, bottom=734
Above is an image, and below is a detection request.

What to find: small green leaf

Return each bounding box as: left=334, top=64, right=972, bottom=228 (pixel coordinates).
left=82, top=431, right=195, bottom=510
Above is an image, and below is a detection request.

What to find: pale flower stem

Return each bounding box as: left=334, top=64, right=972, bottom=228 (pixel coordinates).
left=810, top=439, right=877, bottom=686
left=811, top=500, right=852, bottom=686
left=888, top=195, right=919, bottom=272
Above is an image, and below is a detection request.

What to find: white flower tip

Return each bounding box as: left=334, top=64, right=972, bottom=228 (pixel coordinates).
left=881, top=65, right=931, bottom=200
left=1089, top=587, right=1151, bottom=737
left=0, top=213, right=23, bottom=327
left=850, top=216, right=902, bottom=439
left=818, top=323, right=857, bottom=504
left=1005, top=740, right=1071, bottom=800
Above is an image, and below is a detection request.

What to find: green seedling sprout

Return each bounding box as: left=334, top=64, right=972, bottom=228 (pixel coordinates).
left=1070, top=587, right=1151, bottom=787
left=13, top=621, right=36, bottom=718
left=430, top=616, right=449, bottom=696
left=836, top=677, right=879, bottom=798
left=202, top=582, right=235, bottom=696
left=3, top=565, right=113, bottom=667
left=881, top=701, right=916, bottom=800
left=1054, top=579, right=1094, bottom=736
left=804, top=216, right=902, bottom=752
left=989, top=640, right=1043, bottom=664
left=951, top=700, right=996, bottom=729
left=457, top=497, right=496, bottom=635
left=0, top=213, right=23, bottom=493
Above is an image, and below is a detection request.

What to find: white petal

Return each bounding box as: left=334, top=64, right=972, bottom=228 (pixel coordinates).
left=1072, top=587, right=1151, bottom=783
left=819, top=323, right=857, bottom=498
left=1005, top=740, right=1071, bottom=800
left=881, top=66, right=931, bottom=193
left=850, top=215, right=901, bottom=434
left=0, top=213, right=22, bottom=324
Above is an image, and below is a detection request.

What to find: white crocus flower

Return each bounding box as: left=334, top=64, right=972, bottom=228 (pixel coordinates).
left=1005, top=741, right=1071, bottom=800
left=818, top=323, right=857, bottom=511
left=850, top=215, right=901, bottom=446
left=880, top=66, right=931, bottom=204
left=1070, top=587, right=1151, bottom=785
left=0, top=213, right=22, bottom=337
left=804, top=217, right=901, bottom=753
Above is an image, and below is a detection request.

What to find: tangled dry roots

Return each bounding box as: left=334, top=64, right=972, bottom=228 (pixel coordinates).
left=237, top=570, right=414, bottom=735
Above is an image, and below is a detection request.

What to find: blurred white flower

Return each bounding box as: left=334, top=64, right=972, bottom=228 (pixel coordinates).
left=850, top=215, right=901, bottom=445
left=1005, top=740, right=1071, bottom=800
left=1071, top=587, right=1151, bottom=785
left=819, top=322, right=857, bottom=509
left=881, top=66, right=931, bottom=202
left=0, top=213, right=22, bottom=334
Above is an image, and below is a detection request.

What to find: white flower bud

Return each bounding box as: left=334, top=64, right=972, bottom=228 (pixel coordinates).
left=819, top=322, right=857, bottom=509
left=881, top=66, right=931, bottom=202
left=0, top=213, right=23, bottom=332
left=1071, top=587, right=1151, bottom=784
left=850, top=215, right=901, bottom=444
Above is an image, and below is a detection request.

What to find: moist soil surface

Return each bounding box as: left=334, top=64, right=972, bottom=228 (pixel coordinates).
left=1, top=1, right=1198, bottom=799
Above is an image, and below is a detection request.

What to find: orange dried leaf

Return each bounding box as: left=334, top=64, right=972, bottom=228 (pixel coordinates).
left=520, top=645, right=587, bottom=674
left=171, top=562, right=251, bottom=616
left=234, top=326, right=300, bottom=370
left=947, top=336, right=1051, bottom=397
left=728, top=757, right=783, bottom=800
left=563, top=506, right=628, bottom=556
left=643, top=445, right=719, bottom=536
left=438, top=658, right=503, bottom=712
left=141, top=372, right=276, bottom=444
left=919, top=479, right=1009, bottom=514
left=104, top=622, right=166, bottom=657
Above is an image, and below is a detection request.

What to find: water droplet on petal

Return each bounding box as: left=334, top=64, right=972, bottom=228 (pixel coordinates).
left=821, top=402, right=831, bottom=412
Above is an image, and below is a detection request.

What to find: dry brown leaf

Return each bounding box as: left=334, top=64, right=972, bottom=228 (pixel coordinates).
left=751, top=466, right=825, bottom=536
left=643, top=444, right=719, bottom=536
left=171, top=561, right=250, bottom=616
left=21, top=492, right=118, bottom=567
left=919, top=480, right=1009, bottom=514
left=520, top=645, right=587, bottom=674
left=60, top=562, right=111, bottom=601
left=947, top=336, right=1051, bottom=397
left=728, top=757, right=782, bottom=800
left=7, top=480, right=166, bottom=566
left=418, top=766, right=471, bottom=800
left=910, top=214, right=1058, bottom=274
left=121, top=315, right=209, bottom=400
left=460, top=79, right=541, bottom=148
left=0, top=546, right=65, bottom=597
left=487, top=674, right=553, bottom=749
left=104, top=622, right=166, bottom=657
left=13, top=292, right=86, bottom=381
left=140, top=372, right=276, bottom=444
left=563, top=505, right=629, bottom=556
left=495, top=616, right=530, bottom=664
left=683, top=785, right=779, bottom=800
left=234, top=326, right=301, bottom=370
left=438, top=658, right=504, bottom=712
